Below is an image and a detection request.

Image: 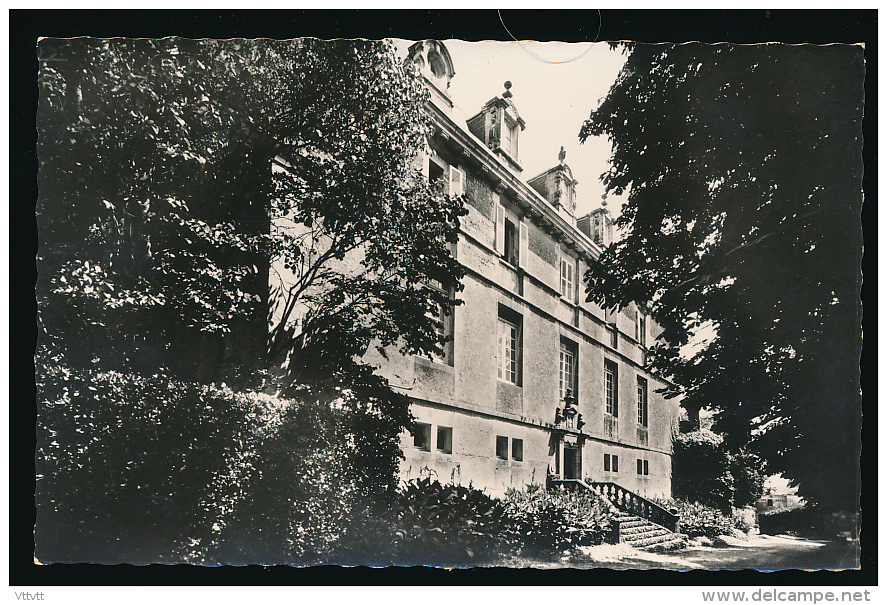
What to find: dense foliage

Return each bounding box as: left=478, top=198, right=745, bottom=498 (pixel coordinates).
left=580, top=43, right=863, bottom=511
left=36, top=38, right=465, bottom=563
left=655, top=498, right=753, bottom=541
left=36, top=361, right=403, bottom=564
left=672, top=430, right=765, bottom=510
left=386, top=478, right=511, bottom=565
left=758, top=505, right=856, bottom=541
left=503, top=484, right=611, bottom=555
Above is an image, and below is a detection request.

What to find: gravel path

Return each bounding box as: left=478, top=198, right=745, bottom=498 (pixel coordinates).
left=538, top=534, right=861, bottom=570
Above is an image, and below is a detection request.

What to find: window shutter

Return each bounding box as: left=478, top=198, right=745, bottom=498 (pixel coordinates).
left=573, top=262, right=580, bottom=302
left=559, top=258, right=566, bottom=295
left=449, top=165, right=464, bottom=197
left=613, top=366, right=619, bottom=418
left=419, top=152, right=430, bottom=179
left=495, top=203, right=505, bottom=253
left=518, top=221, right=528, bottom=269
left=567, top=260, right=575, bottom=302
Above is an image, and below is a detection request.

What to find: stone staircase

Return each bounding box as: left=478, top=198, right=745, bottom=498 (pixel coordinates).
left=612, top=511, right=688, bottom=552
left=548, top=478, right=687, bottom=552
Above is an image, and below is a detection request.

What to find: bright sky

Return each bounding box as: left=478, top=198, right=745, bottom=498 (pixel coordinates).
left=441, top=40, right=629, bottom=218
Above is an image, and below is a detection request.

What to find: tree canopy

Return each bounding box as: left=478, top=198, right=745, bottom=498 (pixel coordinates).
left=580, top=42, right=863, bottom=511
left=36, top=37, right=465, bottom=562
left=38, top=37, right=464, bottom=384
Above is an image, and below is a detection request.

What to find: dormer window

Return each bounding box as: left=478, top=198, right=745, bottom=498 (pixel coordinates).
left=406, top=40, right=456, bottom=107
left=502, top=116, right=519, bottom=160
left=428, top=50, right=447, bottom=79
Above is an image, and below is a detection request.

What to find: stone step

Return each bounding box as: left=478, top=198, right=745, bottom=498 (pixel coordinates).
left=613, top=515, right=687, bottom=551
left=636, top=536, right=688, bottom=552
left=624, top=532, right=678, bottom=548
left=622, top=529, right=670, bottom=542
left=620, top=524, right=662, bottom=535
left=619, top=521, right=651, bottom=530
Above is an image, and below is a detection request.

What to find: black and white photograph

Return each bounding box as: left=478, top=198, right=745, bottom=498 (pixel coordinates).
left=23, top=10, right=868, bottom=578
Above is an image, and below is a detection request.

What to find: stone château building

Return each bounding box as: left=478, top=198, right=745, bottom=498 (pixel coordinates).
left=365, top=40, right=679, bottom=498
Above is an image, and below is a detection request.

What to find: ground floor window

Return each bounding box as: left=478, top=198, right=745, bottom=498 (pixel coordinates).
left=436, top=426, right=453, bottom=454
left=511, top=438, right=524, bottom=462
left=413, top=422, right=432, bottom=451
left=496, top=435, right=509, bottom=460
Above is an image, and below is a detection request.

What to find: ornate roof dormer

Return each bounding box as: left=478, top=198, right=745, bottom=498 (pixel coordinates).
left=528, top=146, right=579, bottom=224
left=466, top=81, right=526, bottom=173
left=407, top=40, right=456, bottom=109
left=577, top=194, right=614, bottom=248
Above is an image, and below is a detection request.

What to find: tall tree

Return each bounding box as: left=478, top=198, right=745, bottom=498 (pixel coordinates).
left=38, top=37, right=463, bottom=381
left=580, top=42, right=863, bottom=511
left=36, top=38, right=465, bottom=561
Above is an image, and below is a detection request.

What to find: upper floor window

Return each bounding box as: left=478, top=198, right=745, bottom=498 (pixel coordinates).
left=639, top=315, right=647, bottom=348
left=604, top=359, right=619, bottom=417
left=559, top=338, right=578, bottom=401
left=496, top=200, right=528, bottom=269
left=560, top=256, right=575, bottom=302
left=637, top=376, right=649, bottom=426
left=504, top=218, right=518, bottom=266
left=428, top=158, right=445, bottom=185
left=425, top=279, right=453, bottom=365
left=497, top=308, right=522, bottom=385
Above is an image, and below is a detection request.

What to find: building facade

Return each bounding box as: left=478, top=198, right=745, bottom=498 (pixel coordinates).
left=365, top=41, right=679, bottom=498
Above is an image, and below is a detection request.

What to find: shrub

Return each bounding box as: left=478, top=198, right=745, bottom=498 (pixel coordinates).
left=36, top=363, right=405, bottom=565
left=730, top=450, right=767, bottom=508
left=504, top=484, right=611, bottom=556
left=656, top=498, right=748, bottom=540
left=758, top=505, right=856, bottom=540
left=672, top=431, right=766, bottom=510
left=384, top=478, right=510, bottom=565
left=672, top=431, right=734, bottom=510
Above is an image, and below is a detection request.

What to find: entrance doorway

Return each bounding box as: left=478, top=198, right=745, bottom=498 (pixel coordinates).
left=563, top=444, right=581, bottom=480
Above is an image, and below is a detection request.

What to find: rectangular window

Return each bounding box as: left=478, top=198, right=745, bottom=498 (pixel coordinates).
left=502, top=117, right=519, bottom=159
left=425, top=280, right=453, bottom=365
left=502, top=122, right=513, bottom=156
left=504, top=218, right=518, bottom=266
left=612, top=455, right=619, bottom=473
left=644, top=459, right=650, bottom=476
left=637, top=376, right=649, bottom=426
left=560, top=257, right=575, bottom=301
left=496, top=435, right=509, bottom=460
left=436, top=426, right=453, bottom=454
left=604, top=359, right=619, bottom=417
left=637, top=458, right=643, bottom=474
left=559, top=339, right=578, bottom=401
left=428, top=159, right=445, bottom=185
left=413, top=422, right=432, bottom=451
left=511, top=438, right=524, bottom=462
left=639, top=315, right=647, bottom=348
left=497, top=309, right=521, bottom=385
left=603, top=453, right=611, bottom=472
left=448, top=165, right=464, bottom=197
